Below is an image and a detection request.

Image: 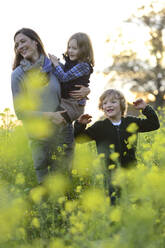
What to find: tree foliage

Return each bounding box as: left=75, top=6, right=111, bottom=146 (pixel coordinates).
left=105, top=1, right=165, bottom=108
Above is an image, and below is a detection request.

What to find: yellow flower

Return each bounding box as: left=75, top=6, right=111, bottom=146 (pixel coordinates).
left=58, top=197, right=66, bottom=204
left=81, top=189, right=106, bottom=212
left=108, top=164, right=116, bottom=170
left=110, top=152, right=119, bottom=161
left=96, top=174, right=104, bottom=180
left=76, top=185, right=82, bottom=193
left=99, top=153, right=105, bottom=158
left=15, top=173, right=25, bottom=185
left=74, top=222, right=85, bottom=232
left=72, top=169, right=77, bottom=175
left=70, top=214, right=77, bottom=225
left=127, top=134, right=137, bottom=145
left=30, top=186, right=46, bottom=203
left=45, top=174, right=69, bottom=197
left=31, top=217, right=40, bottom=228
left=61, top=210, right=67, bottom=218
left=65, top=201, right=77, bottom=213
left=109, top=207, right=121, bottom=222
left=70, top=227, right=78, bottom=234
left=49, top=238, right=65, bottom=248
left=126, top=122, right=138, bottom=133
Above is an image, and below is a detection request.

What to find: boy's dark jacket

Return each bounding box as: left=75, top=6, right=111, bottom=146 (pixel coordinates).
left=74, top=105, right=160, bottom=168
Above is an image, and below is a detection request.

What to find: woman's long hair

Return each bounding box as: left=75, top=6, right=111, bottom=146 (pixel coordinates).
left=13, top=28, right=47, bottom=70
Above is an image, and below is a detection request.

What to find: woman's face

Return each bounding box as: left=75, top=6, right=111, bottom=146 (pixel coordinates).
left=14, top=33, right=39, bottom=62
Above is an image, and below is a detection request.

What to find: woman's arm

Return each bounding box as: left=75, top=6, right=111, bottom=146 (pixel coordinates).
left=69, top=85, right=90, bottom=100
left=43, top=111, right=66, bottom=125
left=11, top=69, right=66, bottom=125
left=11, top=68, right=26, bottom=120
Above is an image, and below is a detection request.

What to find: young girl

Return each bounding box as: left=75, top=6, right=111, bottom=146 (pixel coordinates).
left=74, top=89, right=160, bottom=204
left=49, top=32, right=94, bottom=123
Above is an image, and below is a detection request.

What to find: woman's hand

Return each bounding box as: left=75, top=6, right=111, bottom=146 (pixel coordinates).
left=77, top=114, right=92, bottom=125
left=133, top=98, right=147, bottom=110
left=48, top=53, right=59, bottom=67
left=44, top=111, right=66, bottom=125
left=69, top=85, right=90, bottom=100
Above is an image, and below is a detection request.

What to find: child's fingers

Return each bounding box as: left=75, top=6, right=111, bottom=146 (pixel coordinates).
left=133, top=99, right=143, bottom=106
left=74, top=84, right=82, bottom=88
left=78, top=114, right=92, bottom=123
left=82, top=114, right=92, bottom=119
left=133, top=98, right=147, bottom=110
left=48, top=54, right=54, bottom=62
left=48, top=54, right=58, bottom=60
left=48, top=53, right=52, bottom=58
left=59, top=110, right=67, bottom=114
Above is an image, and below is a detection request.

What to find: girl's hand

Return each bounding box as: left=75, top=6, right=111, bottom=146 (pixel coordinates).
left=77, top=114, right=92, bottom=125
left=133, top=98, right=147, bottom=110
left=48, top=53, right=59, bottom=67
left=69, top=85, right=90, bottom=100
left=44, top=111, right=66, bottom=125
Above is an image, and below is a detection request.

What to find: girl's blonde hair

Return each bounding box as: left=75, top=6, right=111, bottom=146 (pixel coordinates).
left=65, top=32, right=94, bottom=67
left=98, top=89, right=127, bottom=116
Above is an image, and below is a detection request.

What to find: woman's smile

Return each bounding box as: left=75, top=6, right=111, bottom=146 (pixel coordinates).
left=15, top=33, right=39, bottom=62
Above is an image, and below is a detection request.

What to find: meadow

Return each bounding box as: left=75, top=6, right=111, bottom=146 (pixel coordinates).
left=0, top=107, right=165, bottom=248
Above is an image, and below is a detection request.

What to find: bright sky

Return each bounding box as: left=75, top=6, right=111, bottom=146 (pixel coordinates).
left=1, top=0, right=148, bottom=120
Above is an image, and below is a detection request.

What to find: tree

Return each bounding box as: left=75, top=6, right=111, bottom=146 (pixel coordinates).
left=105, top=1, right=165, bottom=108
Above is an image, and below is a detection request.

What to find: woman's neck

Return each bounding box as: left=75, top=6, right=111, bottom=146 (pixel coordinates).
left=29, top=51, right=40, bottom=64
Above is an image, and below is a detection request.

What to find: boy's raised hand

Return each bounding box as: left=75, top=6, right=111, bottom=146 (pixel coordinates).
left=77, top=114, right=92, bottom=125
left=133, top=98, right=147, bottom=110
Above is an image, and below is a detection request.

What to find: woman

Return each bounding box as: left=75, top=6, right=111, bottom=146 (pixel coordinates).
left=11, top=28, right=90, bottom=184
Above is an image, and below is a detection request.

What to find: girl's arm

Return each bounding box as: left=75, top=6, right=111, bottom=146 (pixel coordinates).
left=48, top=54, right=59, bottom=67
left=49, top=54, right=91, bottom=82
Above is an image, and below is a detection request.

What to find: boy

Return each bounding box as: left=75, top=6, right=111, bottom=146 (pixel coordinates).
left=74, top=89, right=160, bottom=203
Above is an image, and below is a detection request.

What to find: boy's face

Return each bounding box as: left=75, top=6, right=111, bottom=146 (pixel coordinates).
left=102, top=95, right=122, bottom=121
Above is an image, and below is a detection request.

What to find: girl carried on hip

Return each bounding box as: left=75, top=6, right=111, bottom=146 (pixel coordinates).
left=49, top=32, right=94, bottom=123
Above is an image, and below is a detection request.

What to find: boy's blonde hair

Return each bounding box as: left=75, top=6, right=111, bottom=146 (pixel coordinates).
left=98, top=89, right=127, bottom=116
left=65, top=32, right=94, bottom=67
